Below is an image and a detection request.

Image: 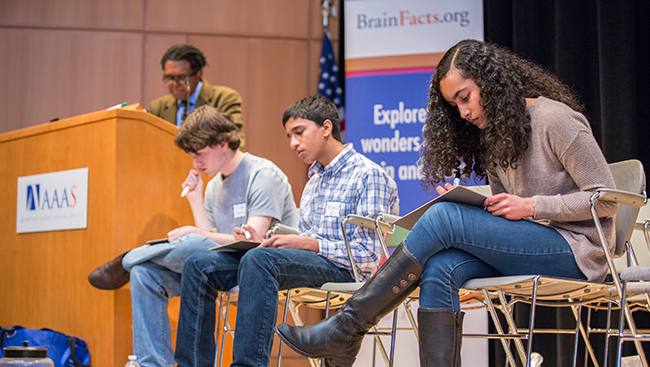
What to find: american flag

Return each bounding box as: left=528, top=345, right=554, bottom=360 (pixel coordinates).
left=318, top=28, right=345, bottom=132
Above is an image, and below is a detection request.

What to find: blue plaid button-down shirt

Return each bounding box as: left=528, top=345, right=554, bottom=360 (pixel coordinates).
left=299, top=144, right=399, bottom=281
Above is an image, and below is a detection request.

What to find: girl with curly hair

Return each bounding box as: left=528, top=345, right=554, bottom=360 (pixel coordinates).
left=276, top=39, right=617, bottom=366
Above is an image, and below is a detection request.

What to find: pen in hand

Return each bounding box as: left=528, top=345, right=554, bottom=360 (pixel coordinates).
left=452, top=171, right=461, bottom=188
left=181, top=169, right=201, bottom=197
left=240, top=223, right=252, bottom=240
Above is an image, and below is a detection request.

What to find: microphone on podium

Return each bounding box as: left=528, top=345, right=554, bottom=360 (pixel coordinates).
left=185, top=77, right=191, bottom=117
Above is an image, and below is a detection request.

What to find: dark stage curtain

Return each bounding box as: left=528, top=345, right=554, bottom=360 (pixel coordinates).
left=484, top=1, right=650, bottom=366
left=484, top=0, right=650, bottom=174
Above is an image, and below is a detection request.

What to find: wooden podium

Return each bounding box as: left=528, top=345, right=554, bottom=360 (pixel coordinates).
left=0, top=107, right=194, bottom=365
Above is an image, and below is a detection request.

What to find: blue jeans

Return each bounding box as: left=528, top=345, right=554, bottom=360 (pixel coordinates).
left=126, top=234, right=218, bottom=367
left=404, top=203, right=586, bottom=312
left=174, top=247, right=354, bottom=367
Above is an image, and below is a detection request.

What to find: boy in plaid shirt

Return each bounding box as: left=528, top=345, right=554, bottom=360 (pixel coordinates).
left=174, top=95, right=398, bottom=367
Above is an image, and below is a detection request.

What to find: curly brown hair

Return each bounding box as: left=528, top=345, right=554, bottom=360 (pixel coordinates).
left=421, top=39, right=583, bottom=187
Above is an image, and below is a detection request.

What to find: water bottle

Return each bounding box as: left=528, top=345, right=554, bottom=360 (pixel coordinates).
left=124, top=355, right=141, bottom=367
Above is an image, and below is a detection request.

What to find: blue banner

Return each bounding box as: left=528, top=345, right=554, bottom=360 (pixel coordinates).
left=347, top=71, right=432, bottom=214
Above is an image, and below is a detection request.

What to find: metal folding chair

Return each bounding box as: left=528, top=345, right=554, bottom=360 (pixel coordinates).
left=611, top=218, right=650, bottom=366
left=278, top=212, right=407, bottom=367
left=460, top=159, right=647, bottom=367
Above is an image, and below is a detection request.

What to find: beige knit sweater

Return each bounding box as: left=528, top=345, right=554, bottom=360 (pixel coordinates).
left=487, top=97, right=617, bottom=281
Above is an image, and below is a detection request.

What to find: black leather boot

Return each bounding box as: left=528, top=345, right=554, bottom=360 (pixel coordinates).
left=418, top=308, right=465, bottom=367
left=275, top=243, right=423, bottom=367
left=455, top=311, right=465, bottom=366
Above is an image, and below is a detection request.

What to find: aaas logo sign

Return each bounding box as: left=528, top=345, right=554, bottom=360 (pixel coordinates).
left=16, top=168, right=88, bottom=233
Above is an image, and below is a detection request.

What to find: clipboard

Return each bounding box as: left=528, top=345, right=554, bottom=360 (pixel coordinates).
left=393, top=186, right=487, bottom=230
left=209, top=240, right=261, bottom=253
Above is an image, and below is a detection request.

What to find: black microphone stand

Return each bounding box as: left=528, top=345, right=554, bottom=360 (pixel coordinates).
left=185, top=77, right=191, bottom=117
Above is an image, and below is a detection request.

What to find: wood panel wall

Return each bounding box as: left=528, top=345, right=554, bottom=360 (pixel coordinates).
left=0, top=0, right=340, bottom=365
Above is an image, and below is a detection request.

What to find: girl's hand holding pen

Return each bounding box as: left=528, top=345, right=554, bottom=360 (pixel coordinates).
left=435, top=173, right=462, bottom=195
left=483, top=193, right=535, bottom=220
left=435, top=182, right=456, bottom=195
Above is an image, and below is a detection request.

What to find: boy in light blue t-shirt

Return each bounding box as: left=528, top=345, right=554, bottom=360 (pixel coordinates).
left=87, top=105, right=297, bottom=367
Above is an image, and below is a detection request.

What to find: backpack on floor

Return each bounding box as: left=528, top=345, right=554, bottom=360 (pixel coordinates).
left=0, top=325, right=90, bottom=367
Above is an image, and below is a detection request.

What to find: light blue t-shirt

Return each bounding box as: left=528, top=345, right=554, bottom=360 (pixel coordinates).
left=204, top=153, right=298, bottom=234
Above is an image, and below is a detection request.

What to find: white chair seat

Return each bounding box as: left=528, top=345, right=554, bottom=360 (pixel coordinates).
left=621, top=265, right=650, bottom=281
left=321, top=282, right=364, bottom=292
left=462, top=275, right=612, bottom=301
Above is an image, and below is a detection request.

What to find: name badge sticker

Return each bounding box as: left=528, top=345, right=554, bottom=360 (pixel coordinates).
left=325, top=201, right=341, bottom=217
left=232, top=202, right=246, bottom=219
